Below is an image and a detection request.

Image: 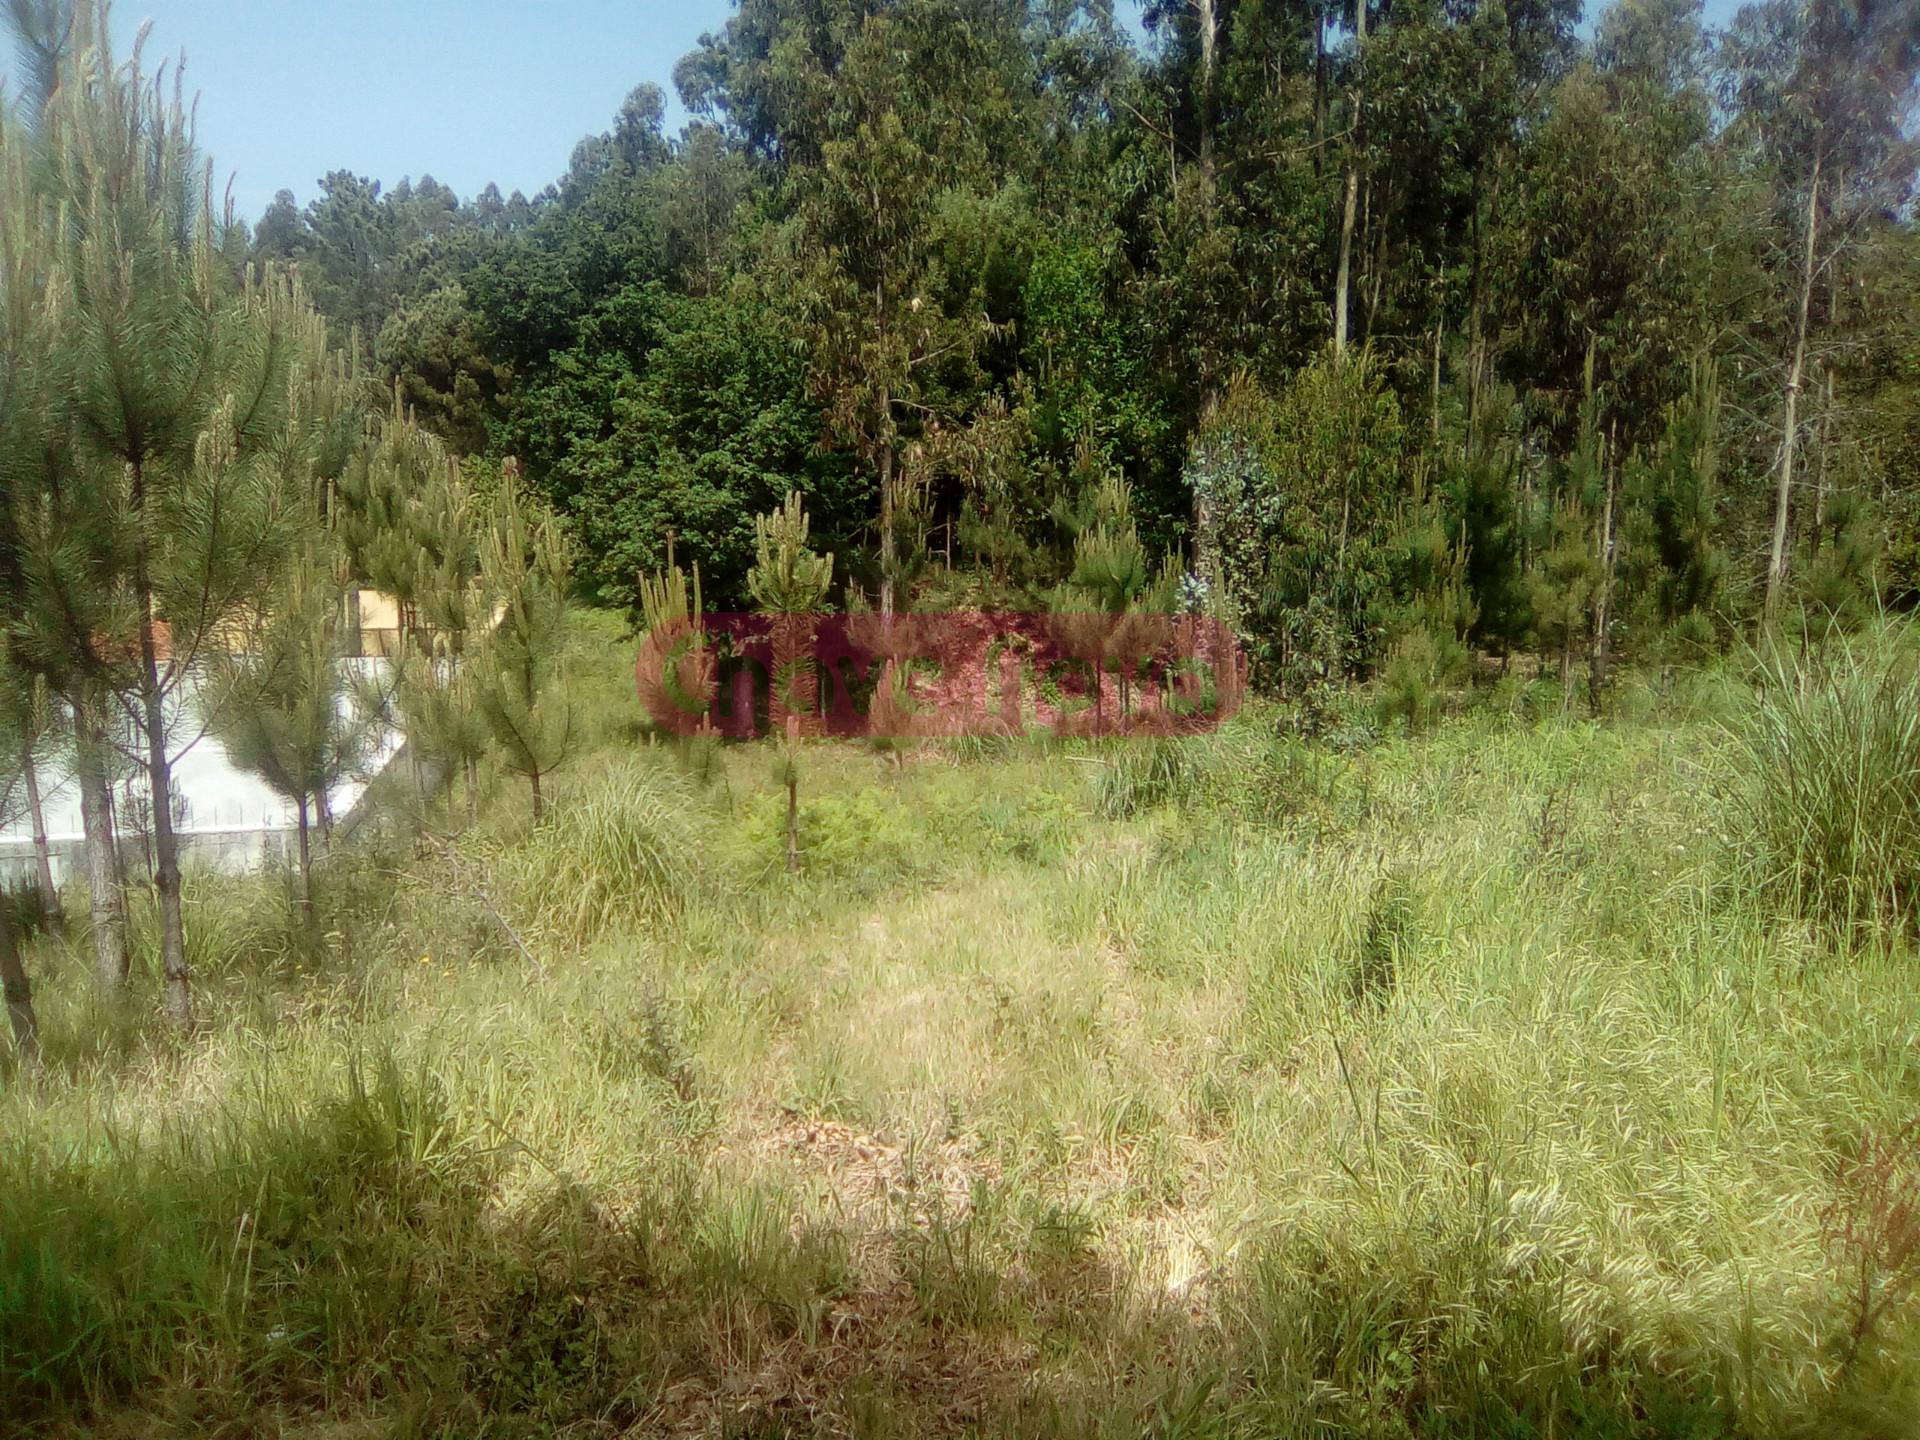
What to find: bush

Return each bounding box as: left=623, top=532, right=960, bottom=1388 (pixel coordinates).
left=1731, top=637, right=1920, bottom=943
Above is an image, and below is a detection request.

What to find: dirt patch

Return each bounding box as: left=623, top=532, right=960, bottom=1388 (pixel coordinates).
left=751, top=1115, right=1002, bottom=1230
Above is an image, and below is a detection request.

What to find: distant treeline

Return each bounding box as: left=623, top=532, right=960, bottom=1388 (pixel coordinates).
left=248, top=0, right=1919, bottom=694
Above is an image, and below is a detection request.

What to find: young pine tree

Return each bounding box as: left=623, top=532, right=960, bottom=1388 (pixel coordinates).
left=472, top=475, right=572, bottom=822
left=1055, top=474, right=1176, bottom=731
left=748, top=490, right=834, bottom=731
left=205, top=538, right=372, bottom=933
left=390, top=456, right=491, bottom=824
left=748, top=493, right=833, bottom=869
left=8, top=8, right=330, bottom=1024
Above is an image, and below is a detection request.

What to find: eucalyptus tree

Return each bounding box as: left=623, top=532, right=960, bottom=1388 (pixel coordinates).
left=1718, top=0, right=1920, bottom=614
left=768, top=0, right=1032, bottom=615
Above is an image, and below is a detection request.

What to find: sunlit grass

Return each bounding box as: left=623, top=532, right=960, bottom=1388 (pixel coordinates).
left=3, top=622, right=1919, bottom=1436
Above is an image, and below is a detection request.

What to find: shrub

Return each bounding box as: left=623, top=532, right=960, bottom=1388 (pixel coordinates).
left=1824, top=1117, right=1920, bottom=1371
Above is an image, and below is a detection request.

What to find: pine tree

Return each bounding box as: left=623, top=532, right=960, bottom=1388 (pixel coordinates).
left=205, top=537, right=372, bottom=933
left=1052, top=474, right=1176, bottom=732
left=384, top=453, right=490, bottom=824
left=472, top=474, right=572, bottom=822
left=748, top=490, right=833, bottom=735
left=337, top=385, right=453, bottom=655
left=636, top=545, right=716, bottom=743
left=0, top=37, right=124, bottom=985
left=4, top=6, right=333, bottom=1024
left=748, top=491, right=835, bottom=615
left=748, top=493, right=833, bottom=866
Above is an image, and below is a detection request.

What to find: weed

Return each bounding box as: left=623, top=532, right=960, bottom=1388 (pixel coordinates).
left=1824, top=1118, right=1920, bottom=1372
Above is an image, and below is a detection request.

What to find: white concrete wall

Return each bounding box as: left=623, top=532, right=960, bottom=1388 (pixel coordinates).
left=0, top=658, right=403, bottom=886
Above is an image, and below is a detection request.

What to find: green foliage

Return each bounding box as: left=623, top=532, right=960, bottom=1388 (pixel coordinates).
left=1186, top=427, right=1277, bottom=632
left=471, top=474, right=573, bottom=819
left=1445, top=427, right=1533, bottom=657
left=1063, top=473, right=1158, bottom=614
left=1378, top=627, right=1469, bottom=737
left=1528, top=493, right=1602, bottom=692
left=204, top=539, right=372, bottom=837
left=375, top=283, right=504, bottom=457
left=1195, top=357, right=1409, bottom=690
left=1620, top=362, right=1728, bottom=654
left=747, top=491, right=834, bottom=615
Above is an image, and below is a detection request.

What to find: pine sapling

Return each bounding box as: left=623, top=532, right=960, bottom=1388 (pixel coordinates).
left=472, top=470, right=572, bottom=822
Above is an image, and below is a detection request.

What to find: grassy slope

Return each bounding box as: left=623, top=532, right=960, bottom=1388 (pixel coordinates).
left=3, top=613, right=1919, bottom=1437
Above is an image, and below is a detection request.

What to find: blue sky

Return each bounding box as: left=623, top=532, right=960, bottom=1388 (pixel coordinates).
left=108, top=0, right=741, bottom=220
left=7, top=0, right=1746, bottom=226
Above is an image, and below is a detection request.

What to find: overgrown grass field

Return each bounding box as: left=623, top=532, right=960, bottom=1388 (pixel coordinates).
left=5, top=617, right=1920, bottom=1438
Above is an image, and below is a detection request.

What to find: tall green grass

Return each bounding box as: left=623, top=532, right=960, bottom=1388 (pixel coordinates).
left=1731, top=636, right=1920, bottom=943
left=502, top=762, right=697, bottom=943
left=4, top=621, right=1919, bottom=1436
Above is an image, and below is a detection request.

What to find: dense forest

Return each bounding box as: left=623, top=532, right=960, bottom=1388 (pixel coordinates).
left=246, top=0, right=1918, bottom=702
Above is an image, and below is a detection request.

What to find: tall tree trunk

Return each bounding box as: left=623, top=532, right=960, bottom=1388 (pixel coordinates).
left=21, top=739, right=61, bottom=935
left=1812, top=364, right=1834, bottom=543
left=1465, top=169, right=1502, bottom=439
left=0, top=906, right=39, bottom=1077
left=1332, top=0, right=1366, bottom=356
left=1363, top=180, right=1388, bottom=338
left=74, top=691, right=129, bottom=989
left=1334, top=169, right=1360, bottom=357
left=1767, top=145, right=1822, bottom=618
left=1195, top=0, right=1218, bottom=190
left=130, top=462, right=191, bottom=1028
left=296, top=796, right=315, bottom=935
left=1430, top=314, right=1445, bottom=449
left=1589, top=427, right=1618, bottom=718
left=530, top=767, right=544, bottom=825
left=1313, top=16, right=1328, bottom=179
left=878, top=432, right=896, bottom=619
